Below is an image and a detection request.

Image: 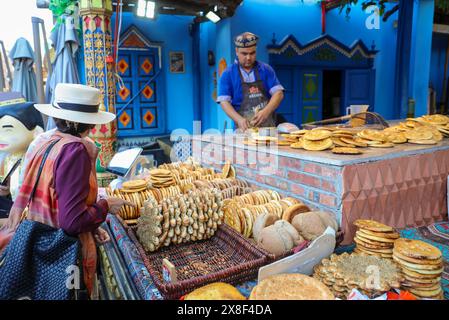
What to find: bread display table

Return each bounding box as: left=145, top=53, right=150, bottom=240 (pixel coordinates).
left=192, top=134, right=449, bottom=245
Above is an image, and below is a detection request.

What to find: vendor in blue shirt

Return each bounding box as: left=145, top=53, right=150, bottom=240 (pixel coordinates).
left=217, top=32, right=284, bottom=131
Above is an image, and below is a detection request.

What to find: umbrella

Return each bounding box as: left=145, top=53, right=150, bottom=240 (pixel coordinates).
left=9, top=38, right=38, bottom=102
left=45, top=14, right=80, bottom=130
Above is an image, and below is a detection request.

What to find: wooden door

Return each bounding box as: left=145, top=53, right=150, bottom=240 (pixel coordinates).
left=116, top=48, right=165, bottom=137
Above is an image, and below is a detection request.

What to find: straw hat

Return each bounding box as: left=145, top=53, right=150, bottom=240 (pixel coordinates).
left=34, top=83, right=116, bottom=125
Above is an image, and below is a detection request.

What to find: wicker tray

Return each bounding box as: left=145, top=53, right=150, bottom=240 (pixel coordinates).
left=125, top=222, right=270, bottom=300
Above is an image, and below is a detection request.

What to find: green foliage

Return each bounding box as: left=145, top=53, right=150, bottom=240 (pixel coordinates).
left=49, top=0, right=81, bottom=36
left=49, top=0, right=78, bottom=16
left=338, top=0, right=389, bottom=18
left=339, top=0, right=449, bottom=20
left=49, top=0, right=79, bottom=27
left=436, top=0, right=449, bottom=13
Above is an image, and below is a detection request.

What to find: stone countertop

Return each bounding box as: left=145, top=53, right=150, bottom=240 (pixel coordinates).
left=192, top=134, right=449, bottom=167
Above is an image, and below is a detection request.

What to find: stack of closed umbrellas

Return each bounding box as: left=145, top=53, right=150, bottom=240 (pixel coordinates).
left=353, top=219, right=400, bottom=259
left=393, top=238, right=444, bottom=300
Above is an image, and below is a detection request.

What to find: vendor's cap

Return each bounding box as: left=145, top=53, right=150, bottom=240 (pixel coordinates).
left=235, top=32, right=259, bottom=48
left=34, top=83, right=116, bottom=125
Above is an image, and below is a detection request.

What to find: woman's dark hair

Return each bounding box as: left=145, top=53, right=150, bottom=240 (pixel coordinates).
left=54, top=118, right=95, bottom=137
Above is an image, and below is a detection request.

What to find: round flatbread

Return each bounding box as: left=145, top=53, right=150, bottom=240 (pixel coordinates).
left=222, top=161, right=231, bottom=178
left=403, top=274, right=441, bottom=284
left=358, top=129, right=387, bottom=142
left=359, top=229, right=399, bottom=239
left=354, top=235, right=394, bottom=248
left=333, top=130, right=354, bottom=135
left=355, top=241, right=393, bottom=253
left=385, top=132, right=407, bottom=144
left=303, top=138, right=333, bottom=151
left=332, top=147, right=362, bottom=155
left=408, top=139, right=437, bottom=145
left=402, top=280, right=442, bottom=289
left=150, top=169, right=172, bottom=176
left=401, top=266, right=441, bottom=279
left=290, top=141, right=303, bottom=149
left=392, top=255, right=443, bottom=271
left=354, top=237, right=393, bottom=250
left=354, top=219, right=394, bottom=232
left=369, top=142, right=394, bottom=148
left=281, top=204, right=310, bottom=223
left=122, top=179, right=147, bottom=190
left=394, top=238, right=442, bottom=260
left=355, top=231, right=395, bottom=243
left=409, top=287, right=442, bottom=298
left=393, top=250, right=443, bottom=265
left=344, top=137, right=368, bottom=148
left=121, top=187, right=147, bottom=193
left=184, top=282, right=246, bottom=300
left=331, top=137, right=354, bottom=147
left=356, top=246, right=393, bottom=258
left=253, top=136, right=278, bottom=142
left=290, top=129, right=308, bottom=135
left=303, top=129, right=332, bottom=141
left=404, top=129, right=433, bottom=141
left=249, top=273, right=335, bottom=300
left=421, top=114, right=448, bottom=125
left=340, top=137, right=367, bottom=148
left=277, top=139, right=292, bottom=146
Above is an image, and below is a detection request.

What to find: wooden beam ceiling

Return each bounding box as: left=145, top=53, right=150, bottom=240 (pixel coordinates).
left=113, top=0, right=243, bottom=21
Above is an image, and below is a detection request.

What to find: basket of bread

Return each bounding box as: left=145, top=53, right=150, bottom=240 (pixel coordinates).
left=122, top=191, right=270, bottom=299
left=222, top=190, right=341, bottom=261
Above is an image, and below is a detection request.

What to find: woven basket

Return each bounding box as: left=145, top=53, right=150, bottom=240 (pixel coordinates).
left=124, top=221, right=270, bottom=300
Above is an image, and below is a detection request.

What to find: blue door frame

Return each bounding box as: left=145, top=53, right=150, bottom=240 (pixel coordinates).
left=115, top=25, right=166, bottom=138
left=269, top=34, right=378, bottom=126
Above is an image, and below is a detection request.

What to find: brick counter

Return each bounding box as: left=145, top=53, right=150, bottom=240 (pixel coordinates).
left=191, top=134, right=449, bottom=244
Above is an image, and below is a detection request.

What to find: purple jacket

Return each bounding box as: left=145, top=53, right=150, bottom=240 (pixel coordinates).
left=54, top=143, right=109, bottom=236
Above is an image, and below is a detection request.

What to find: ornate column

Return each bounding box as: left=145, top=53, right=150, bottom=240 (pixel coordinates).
left=79, top=0, right=117, bottom=186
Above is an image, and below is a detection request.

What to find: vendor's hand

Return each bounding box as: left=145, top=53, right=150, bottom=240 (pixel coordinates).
left=237, top=117, right=250, bottom=131
left=251, top=108, right=270, bottom=127
left=106, top=197, right=135, bottom=215
left=94, top=226, right=110, bottom=244
left=0, top=179, right=10, bottom=197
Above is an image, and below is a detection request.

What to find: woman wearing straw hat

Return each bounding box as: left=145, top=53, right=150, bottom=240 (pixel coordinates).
left=0, top=83, right=134, bottom=297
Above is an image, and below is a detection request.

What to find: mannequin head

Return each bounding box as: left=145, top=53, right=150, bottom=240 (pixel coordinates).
left=0, top=98, right=44, bottom=155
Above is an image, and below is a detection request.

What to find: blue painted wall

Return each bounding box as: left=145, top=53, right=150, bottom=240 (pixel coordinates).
left=219, top=0, right=399, bottom=122
left=199, top=21, right=217, bottom=131
left=410, top=0, right=435, bottom=116
left=83, top=0, right=433, bottom=135
left=112, top=12, right=195, bottom=134
left=430, top=32, right=448, bottom=105
left=215, top=19, right=234, bottom=132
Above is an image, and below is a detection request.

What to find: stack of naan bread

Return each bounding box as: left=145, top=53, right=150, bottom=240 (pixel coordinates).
left=393, top=238, right=444, bottom=300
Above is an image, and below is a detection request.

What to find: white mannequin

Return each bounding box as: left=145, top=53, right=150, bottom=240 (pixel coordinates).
left=0, top=115, right=44, bottom=200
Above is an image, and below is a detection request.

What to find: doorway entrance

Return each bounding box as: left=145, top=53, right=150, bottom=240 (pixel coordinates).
left=322, top=70, right=343, bottom=120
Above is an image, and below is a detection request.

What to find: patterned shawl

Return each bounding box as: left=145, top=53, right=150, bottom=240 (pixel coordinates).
left=0, top=130, right=99, bottom=294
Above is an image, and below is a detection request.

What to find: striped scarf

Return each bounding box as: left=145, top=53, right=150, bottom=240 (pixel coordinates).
left=0, top=131, right=99, bottom=295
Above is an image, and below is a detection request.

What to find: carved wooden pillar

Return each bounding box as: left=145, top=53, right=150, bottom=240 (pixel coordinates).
left=80, top=0, right=117, bottom=186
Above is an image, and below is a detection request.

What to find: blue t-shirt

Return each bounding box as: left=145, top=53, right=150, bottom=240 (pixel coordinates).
left=217, top=60, right=284, bottom=111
